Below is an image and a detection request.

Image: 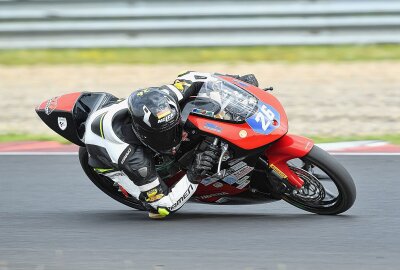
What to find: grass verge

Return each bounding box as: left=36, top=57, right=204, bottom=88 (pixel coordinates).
left=0, top=133, right=399, bottom=145
left=0, top=133, right=69, bottom=144
left=308, top=134, right=400, bottom=146
left=0, top=45, right=399, bottom=65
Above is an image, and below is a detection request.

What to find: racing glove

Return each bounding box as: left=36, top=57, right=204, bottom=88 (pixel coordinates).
left=187, top=149, right=219, bottom=184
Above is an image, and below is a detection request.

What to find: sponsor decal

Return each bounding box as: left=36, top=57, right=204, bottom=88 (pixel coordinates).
left=157, top=111, right=174, bottom=123
left=216, top=197, right=229, bottom=204
left=156, top=108, right=172, bottom=119
left=121, top=147, right=132, bottom=164
left=239, top=130, right=247, bottom=138
left=201, top=161, right=254, bottom=190
left=222, top=175, right=237, bottom=185
left=270, top=164, right=288, bottom=179
left=57, top=117, right=67, bottom=131
left=169, top=184, right=194, bottom=211
left=44, top=96, right=59, bottom=115
left=198, top=192, right=228, bottom=200
left=204, top=122, right=222, bottom=133
left=236, top=176, right=251, bottom=189
left=246, top=101, right=280, bottom=135
left=200, top=176, right=219, bottom=186
left=227, top=157, right=246, bottom=166
left=221, top=161, right=254, bottom=189
left=213, top=182, right=223, bottom=188
left=194, top=75, right=208, bottom=80
left=232, top=165, right=253, bottom=180
left=192, top=108, right=214, bottom=117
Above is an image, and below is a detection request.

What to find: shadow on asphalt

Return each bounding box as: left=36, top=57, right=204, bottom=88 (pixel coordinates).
left=51, top=209, right=357, bottom=224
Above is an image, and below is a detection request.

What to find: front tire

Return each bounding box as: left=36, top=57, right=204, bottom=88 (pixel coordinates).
left=78, top=147, right=146, bottom=211
left=282, top=145, right=356, bottom=215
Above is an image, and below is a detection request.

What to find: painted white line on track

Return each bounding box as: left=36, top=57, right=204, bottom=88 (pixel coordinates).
left=0, top=152, right=400, bottom=156
left=0, top=152, right=78, bottom=155
left=330, top=152, right=400, bottom=156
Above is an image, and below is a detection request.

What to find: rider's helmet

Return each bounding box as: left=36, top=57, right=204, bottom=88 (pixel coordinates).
left=128, top=88, right=182, bottom=155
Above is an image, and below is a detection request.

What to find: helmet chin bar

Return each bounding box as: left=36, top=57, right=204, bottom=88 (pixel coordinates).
left=131, top=125, right=180, bottom=155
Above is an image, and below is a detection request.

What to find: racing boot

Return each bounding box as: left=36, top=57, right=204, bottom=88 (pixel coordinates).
left=140, top=175, right=199, bottom=219
left=138, top=180, right=170, bottom=219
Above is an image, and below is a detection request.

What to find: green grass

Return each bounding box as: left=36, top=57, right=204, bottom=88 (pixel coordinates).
left=1, top=133, right=399, bottom=145
left=0, top=44, right=399, bottom=65
left=0, top=133, right=69, bottom=144
left=308, top=134, right=400, bottom=146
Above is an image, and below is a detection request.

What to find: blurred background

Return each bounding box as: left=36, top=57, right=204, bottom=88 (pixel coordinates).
left=0, top=0, right=399, bottom=144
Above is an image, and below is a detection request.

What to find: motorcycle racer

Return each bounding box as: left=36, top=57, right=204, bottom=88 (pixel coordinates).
left=84, top=71, right=258, bottom=218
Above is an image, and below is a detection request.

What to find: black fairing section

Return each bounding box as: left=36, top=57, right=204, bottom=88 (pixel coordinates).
left=36, top=92, right=118, bottom=146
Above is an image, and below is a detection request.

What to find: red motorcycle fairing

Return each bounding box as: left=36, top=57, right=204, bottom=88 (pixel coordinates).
left=37, top=92, right=82, bottom=113
left=186, top=77, right=313, bottom=194
left=265, top=134, right=314, bottom=188
left=187, top=76, right=288, bottom=150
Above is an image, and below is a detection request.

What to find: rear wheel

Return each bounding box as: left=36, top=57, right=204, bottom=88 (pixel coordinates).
left=282, top=146, right=356, bottom=215
left=78, top=147, right=146, bottom=211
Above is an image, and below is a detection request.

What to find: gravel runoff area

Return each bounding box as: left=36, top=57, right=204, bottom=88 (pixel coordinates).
left=0, top=61, right=399, bottom=136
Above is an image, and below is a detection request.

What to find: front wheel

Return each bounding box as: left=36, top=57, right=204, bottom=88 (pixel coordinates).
left=282, top=145, right=356, bottom=215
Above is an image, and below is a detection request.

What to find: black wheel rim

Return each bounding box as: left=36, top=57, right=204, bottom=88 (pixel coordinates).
left=285, top=158, right=341, bottom=209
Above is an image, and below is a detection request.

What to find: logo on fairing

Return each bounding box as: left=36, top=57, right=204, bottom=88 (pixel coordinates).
left=57, top=117, right=67, bottom=130
left=44, top=96, right=59, bottom=115
left=204, top=122, right=222, bottom=133
left=246, top=101, right=280, bottom=135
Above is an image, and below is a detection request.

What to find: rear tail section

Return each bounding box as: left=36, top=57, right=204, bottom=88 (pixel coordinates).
left=35, top=92, right=117, bottom=146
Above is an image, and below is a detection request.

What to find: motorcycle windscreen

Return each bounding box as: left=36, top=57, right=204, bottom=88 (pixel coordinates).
left=195, top=77, right=259, bottom=122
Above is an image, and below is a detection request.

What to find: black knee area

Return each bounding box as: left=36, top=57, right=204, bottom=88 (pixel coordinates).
left=118, top=145, right=157, bottom=186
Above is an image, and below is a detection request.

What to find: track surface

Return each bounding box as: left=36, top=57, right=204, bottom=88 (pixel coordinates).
left=1, top=155, right=399, bottom=270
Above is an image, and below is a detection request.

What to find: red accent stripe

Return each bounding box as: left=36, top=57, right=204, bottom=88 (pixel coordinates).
left=332, top=144, right=400, bottom=153
left=0, top=141, right=78, bottom=152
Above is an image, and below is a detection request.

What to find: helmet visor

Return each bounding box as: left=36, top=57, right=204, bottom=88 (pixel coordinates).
left=137, top=123, right=183, bottom=154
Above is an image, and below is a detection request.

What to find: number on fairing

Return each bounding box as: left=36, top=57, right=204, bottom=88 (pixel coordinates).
left=255, top=105, right=275, bottom=131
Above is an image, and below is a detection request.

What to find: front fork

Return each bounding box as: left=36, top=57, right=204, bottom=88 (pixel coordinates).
left=264, top=134, right=314, bottom=190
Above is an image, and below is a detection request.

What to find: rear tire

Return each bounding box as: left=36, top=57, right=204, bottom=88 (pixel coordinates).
left=282, top=145, right=356, bottom=215
left=78, top=147, right=146, bottom=211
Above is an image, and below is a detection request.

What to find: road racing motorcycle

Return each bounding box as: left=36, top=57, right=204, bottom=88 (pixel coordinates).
left=36, top=75, right=356, bottom=215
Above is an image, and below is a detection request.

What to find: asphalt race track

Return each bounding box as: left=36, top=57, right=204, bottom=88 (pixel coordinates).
left=1, top=155, right=399, bottom=270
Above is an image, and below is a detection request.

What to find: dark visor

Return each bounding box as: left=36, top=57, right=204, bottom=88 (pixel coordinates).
left=138, top=124, right=182, bottom=153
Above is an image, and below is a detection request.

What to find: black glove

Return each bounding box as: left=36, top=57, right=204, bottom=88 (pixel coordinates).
left=187, top=150, right=219, bottom=183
